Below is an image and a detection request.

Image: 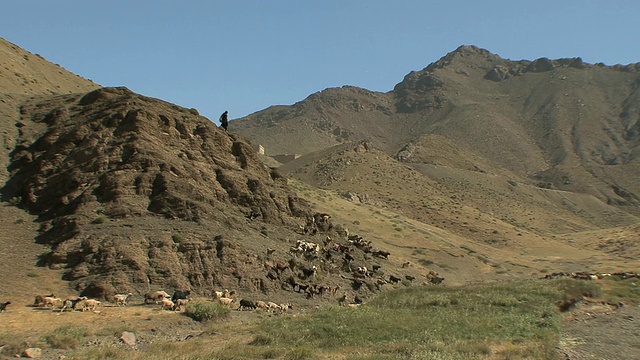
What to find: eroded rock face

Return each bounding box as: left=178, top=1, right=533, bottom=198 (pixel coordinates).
left=3, top=87, right=312, bottom=295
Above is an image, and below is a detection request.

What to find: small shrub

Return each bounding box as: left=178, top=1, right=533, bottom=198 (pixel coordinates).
left=250, top=334, right=273, bottom=346
left=92, top=216, right=107, bottom=224
left=185, top=301, right=230, bottom=322
left=44, top=325, right=88, bottom=349
left=270, top=168, right=285, bottom=180
left=172, top=234, right=183, bottom=243
left=261, top=348, right=283, bottom=359
left=284, top=347, right=316, bottom=360
left=418, top=259, right=434, bottom=266
left=554, top=278, right=601, bottom=299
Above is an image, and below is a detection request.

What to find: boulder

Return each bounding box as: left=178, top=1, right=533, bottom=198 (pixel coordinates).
left=22, top=348, right=42, bottom=358
left=120, top=331, right=136, bottom=347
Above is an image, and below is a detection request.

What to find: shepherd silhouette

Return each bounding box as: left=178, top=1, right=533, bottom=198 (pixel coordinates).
left=219, top=111, right=229, bottom=131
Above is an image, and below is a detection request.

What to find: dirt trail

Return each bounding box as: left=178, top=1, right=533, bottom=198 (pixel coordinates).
left=560, top=301, right=640, bottom=360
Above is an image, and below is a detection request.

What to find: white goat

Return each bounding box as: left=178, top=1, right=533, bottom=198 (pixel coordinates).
left=160, top=298, right=175, bottom=311
left=218, top=297, right=235, bottom=306
left=173, top=298, right=189, bottom=311
left=75, top=299, right=101, bottom=312
left=113, top=292, right=133, bottom=306
left=43, top=296, right=62, bottom=308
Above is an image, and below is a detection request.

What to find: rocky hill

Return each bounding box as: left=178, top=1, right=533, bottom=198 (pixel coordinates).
left=1, top=38, right=441, bottom=305
left=1, top=37, right=639, bottom=306
left=231, top=45, right=640, bottom=230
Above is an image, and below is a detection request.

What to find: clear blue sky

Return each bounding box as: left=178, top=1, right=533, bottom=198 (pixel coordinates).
left=2, top=1, right=640, bottom=124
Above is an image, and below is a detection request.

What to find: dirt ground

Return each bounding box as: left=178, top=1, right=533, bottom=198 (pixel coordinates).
left=559, top=300, right=640, bottom=360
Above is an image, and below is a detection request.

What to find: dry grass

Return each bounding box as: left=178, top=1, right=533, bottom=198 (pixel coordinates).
left=64, top=278, right=589, bottom=360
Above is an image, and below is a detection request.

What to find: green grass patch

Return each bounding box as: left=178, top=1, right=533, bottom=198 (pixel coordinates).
left=246, top=280, right=565, bottom=359
left=64, top=278, right=639, bottom=359
left=184, top=301, right=230, bottom=322
left=600, top=277, right=640, bottom=305
left=43, top=325, right=88, bottom=349
left=92, top=216, right=107, bottom=224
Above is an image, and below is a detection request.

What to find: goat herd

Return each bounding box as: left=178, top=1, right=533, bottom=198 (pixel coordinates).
left=4, top=288, right=293, bottom=315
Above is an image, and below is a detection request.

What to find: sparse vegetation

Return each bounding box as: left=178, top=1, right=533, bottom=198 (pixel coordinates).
left=184, top=301, right=230, bottom=322
left=91, top=216, right=107, bottom=224
left=171, top=234, right=183, bottom=243
left=599, top=277, right=640, bottom=305
left=43, top=325, right=88, bottom=349
left=242, top=280, right=565, bottom=359
left=3, top=38, right=640, bottom=360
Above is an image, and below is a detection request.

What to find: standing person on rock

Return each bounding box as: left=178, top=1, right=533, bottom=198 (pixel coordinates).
left=219, top=110, right=229, bottom=131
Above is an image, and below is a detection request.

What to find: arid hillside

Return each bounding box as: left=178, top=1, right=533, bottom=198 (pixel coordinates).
left=1, top=37, right=639, bottom=360
left=0, top=38, right=455, bottom=308
left=232, top=45, right=640, bottom=245
left=0, top=37, right=638, bottom=311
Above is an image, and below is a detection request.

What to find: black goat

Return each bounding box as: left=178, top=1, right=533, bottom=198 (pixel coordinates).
left=0, top=301, right=11, bottom=312
left=239, top=299, right=257, bottom=310
left=172, top=290, right=191, bottom=302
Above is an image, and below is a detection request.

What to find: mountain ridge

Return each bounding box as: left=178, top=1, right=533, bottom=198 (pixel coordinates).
left=231, top=45, right=640, bottom=222
left=0, top=37, right=638, bottom=304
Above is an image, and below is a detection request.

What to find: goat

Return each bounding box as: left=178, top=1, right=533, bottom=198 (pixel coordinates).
left=337, top=293, right=347, bottom=306
left=144, top=290, right=170, bottom=304
left=300, top=265, right=317, bottom=279
left=213, top=289, right=231, bottom=299
left=0, top=301, right=11, bottom=312
left=372, top=250, right=390, bottom=259
left=74, top=299, right=101, bottom=312
left=266, top=302, right=281, bottom=312
left=43, top=296, right=63, bottom=308
left=354, top=266, right=368, bottom=277
left=238, top=299, right=257, bottom=311
left=218, top=297, right=235, bottom=306
left=160, top=298, right=175, bottom=311
left=173, top=298, right=189, bottom=311
left=255, top=300, right=269, bottom=310
left=61, top=296, right=88, bottom=312
left=171, top=289, right=191, bottom=302
left=113, top=293, right=133, bottom=306
left=33, top=293, right=55, bottom=307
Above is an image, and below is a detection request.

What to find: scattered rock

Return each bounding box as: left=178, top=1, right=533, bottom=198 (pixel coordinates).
left=22, top=348, right=42, bottom=358
left=120, top=331, right=136, bottom=347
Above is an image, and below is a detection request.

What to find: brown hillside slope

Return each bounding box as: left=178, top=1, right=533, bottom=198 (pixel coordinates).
left=232, top=45, right=640, bottom=224
left=0, top=38, right=461, bottom=308
left=0, top=37, right=100, bottom=301
left=281, top=141, right=638, bottom=277
left=0, top=86, right=318, bottom=298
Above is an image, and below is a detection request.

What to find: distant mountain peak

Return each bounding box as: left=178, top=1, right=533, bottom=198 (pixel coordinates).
left=427, top=45, right=503, bottom=71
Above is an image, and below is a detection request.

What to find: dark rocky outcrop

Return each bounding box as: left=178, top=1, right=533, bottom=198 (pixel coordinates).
left=2, top=87, right=314, bottom=295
